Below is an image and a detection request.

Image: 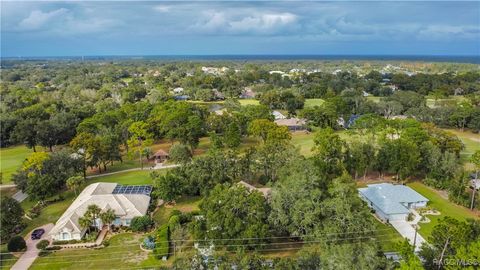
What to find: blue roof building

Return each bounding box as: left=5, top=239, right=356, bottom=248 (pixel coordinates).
left=358, top=183, right=429, bottom=222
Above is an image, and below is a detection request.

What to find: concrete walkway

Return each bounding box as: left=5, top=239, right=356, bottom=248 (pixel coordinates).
left=11, top=223, right=54, bottom=270
left=390, top=220, right=426, bottom=252
left=12, top=190, right=28, bottom=202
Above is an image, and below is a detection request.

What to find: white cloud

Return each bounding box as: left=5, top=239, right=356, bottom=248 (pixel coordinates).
left=154, top=5, right=171, bottom=13
left=191, top=11, right=298, bottom=35
left=18, top=8, right=68, bottom=31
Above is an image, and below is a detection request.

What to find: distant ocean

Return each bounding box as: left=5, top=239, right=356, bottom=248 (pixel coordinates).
left=2, top=55, right=480, bottom=64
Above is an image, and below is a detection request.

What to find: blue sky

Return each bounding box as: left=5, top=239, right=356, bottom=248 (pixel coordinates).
left=1, top=1, right=479, bottom=56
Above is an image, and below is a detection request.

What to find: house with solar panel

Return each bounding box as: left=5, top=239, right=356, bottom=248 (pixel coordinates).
left=49, top=182, right=152, bottom=241
left=358, top=183, right=429, bottom=222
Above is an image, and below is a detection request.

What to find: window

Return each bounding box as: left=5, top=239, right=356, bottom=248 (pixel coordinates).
left=114, top=217, right=121, bottom=226
left=62, top=232, right=70, bottom=240
left=125, top=219, right=131, bottom=226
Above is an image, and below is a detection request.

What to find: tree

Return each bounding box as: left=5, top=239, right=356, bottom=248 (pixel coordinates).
left=168, top=144, right=192, bottom=164
left=7, top=235, right=26, bottom=252
left=83, top=204, right=102, bottom=232
left=152, top=172, right=184, bottom=203
left=248, top=119, right=290, bottom=144
left=70, top=132, right=102, bottom=177
left=99, top=209, right=116, bottom=231
left=312, top=128, right=345, bottom=178
left=79, top=216, right=93, bottom=234
left=66, top=176, right=85, bottom=196
left=130, top=216, right=153, bottom=232
left=1, top=197, right=24, bottom=241
left=191, top=184, right=270, bottom=249
left=127, top=121, right=153, bottom=169
left=470, top=150, right=480, bottom=209
left=223, top=121, right=242, bottom=148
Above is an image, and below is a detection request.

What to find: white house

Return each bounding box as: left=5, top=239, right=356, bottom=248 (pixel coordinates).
left=358, top=183, right=428, bottom=222
left=49, top=183, right=151, bottom=241
left=272, top=110, right=286, bottom=120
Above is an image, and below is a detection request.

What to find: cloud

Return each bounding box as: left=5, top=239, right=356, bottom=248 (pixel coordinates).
left=154, top=5, right=171, bottom=13
left=18, top=8, right=68, bottom=31
left=191, top=11, right=298, bottom=35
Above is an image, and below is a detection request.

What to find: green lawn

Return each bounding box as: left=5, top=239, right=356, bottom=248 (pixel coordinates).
left=304, top=98, right=325, bottom=108
left=30, top=233, right=165, bottom=270
left=0, top=145, right=32, bottom=184
left=291, top=132, right=315, bottom=157
left=372, top=217, right=404, bottom=252
left=441, top=129, right=480, bottom=163
left=152, top=196, right=202, bottom=225
left=408, top=182, right=479, bottom=238
left=239, top=99, right=260, bottom=106
left=0, top=244, right=18, bottom=270
left=87, top=169, right=159, bottom=185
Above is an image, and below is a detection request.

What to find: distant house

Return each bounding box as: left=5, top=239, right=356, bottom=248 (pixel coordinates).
left=358, top=183, right=429, bottom=222
left=237, top=181, right=271, bottom=199
left=345, top=114, right=360, bottom=129
left=173, top=87, right=184, bottom=94
left=49, top=183, right=151, bottom=241
left=152, top=149, right=169, bottom=163
left=272, top=110, right=286, bottom=120
left=274, top=118, right=307, bottom=131
left=240, top=87, right=256, bottom=99
left=174, top=95, right=190, bottom=101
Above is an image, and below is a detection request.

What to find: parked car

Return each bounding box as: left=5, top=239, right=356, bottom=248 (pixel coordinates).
left=31, top=228, right=45, bottom=240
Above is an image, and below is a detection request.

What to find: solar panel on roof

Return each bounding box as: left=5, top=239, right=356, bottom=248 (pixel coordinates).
left=111, top=184, right=152, bottom=195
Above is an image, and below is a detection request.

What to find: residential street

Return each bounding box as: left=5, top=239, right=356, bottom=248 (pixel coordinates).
left=11, top=223, right=54, bottom=270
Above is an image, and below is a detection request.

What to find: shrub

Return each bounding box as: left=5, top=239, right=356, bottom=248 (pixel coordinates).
left=130, top=216, right=153, bottom=232
left=36, top=240, right=49, bottom=250
left=103, top=239, right=110, bottom=247
left=168, top=215, right=180, bottom=229
left=8, top=235, right=26, bottom=252
left=143, top=236, right=156, bottom=250
left=45, top=246, right=62, bottom=251
left=154, top=225, right=169, bottom=259
left=169, top=144, right=192, bottom=164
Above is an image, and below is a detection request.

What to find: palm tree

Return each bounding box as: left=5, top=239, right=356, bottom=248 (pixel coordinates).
left=79, top=216, right=92, bottom=235
left=86, top=204, right=102, bottom=231
left=100, top=209, right=116, bottom=231
left=66, top=176, right=84, bottom=197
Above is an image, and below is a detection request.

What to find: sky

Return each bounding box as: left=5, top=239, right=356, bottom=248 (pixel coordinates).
left=1, top=1, right=479, bottom=57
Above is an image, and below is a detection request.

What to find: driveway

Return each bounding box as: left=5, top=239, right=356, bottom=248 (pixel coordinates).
left=390, top=220, right=426, bottom=252
left=11, top=223, right=54, bottom=270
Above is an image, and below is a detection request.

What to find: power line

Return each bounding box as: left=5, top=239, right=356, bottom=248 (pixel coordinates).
left=0, top=233, right=402, bottom=264
left=0, top=227, right=396, bottom=257
left=0, top=227, right=396, bottom=255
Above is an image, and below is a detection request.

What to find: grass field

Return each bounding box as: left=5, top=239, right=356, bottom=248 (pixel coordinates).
left=0, top=244, right=18, bottom=270
left=291, top=132, right=315, bottom=157
left=0, top=145, right=32, bottom=184
left=304, top=99, right=325, bottom=108
left=441, top=129, right=480, bottom=162
left=408, top=182, right=479, bottom=238
left=152, top=196, right=202, bottom=225
left=239, top=99, right=260, bottom=106
left=30, top=233, right=164, bottom=270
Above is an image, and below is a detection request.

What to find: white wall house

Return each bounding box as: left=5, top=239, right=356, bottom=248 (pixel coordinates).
left=49, top=183, right=151, bottom=241
left=358, top=183, right=428, bottom=222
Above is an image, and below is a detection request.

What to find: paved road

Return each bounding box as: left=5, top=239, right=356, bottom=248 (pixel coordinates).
left=86, top=164, right=180, bottom=179
left=390, top=220, right=426, bottom=252
left=11, top=223, right=54, bottom=270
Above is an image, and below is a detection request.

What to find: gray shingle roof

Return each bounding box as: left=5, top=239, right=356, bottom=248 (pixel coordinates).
left=358, top=183, right=428, bottom=215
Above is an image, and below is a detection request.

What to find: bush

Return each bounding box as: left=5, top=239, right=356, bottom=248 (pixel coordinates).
left=45, top=246, right=62, bottom=251
left=143, top=236, right=156, bottom=250
left=169, top=144, right=192, bottom=164
left=52, top=239, right=82, bottom=245
left=8, top=235, right=26, bottom=252
left=168, top=215, right=180, bottom=229
left=130, top=216, right=153, bottom=232
left=36, top=240, right=49, bottom=250
left=103, top=239, right=110, bottom=247
left=154, top=225, right=170, bottom=259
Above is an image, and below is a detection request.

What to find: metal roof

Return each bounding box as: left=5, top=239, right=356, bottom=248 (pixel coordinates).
left=358, top=183, right=429, bottom=215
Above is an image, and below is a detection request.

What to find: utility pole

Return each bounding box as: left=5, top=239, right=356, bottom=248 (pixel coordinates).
left=437, top=237, right=450, bottom=270
left=413, top=224, right=418, bottom=252
left=471, top=185, right=477, bottom=210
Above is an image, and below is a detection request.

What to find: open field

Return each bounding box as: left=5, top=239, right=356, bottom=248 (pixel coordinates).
left=239, top=99, right=260, bottom=106
left=304, top=98, right=325, bottom=107
left=0, top=145, right=32, bottom=184
left=30, top=233, right=164, bottom=270
left=291, top=132, right=315, bottom=156
left=408, top=182, right=479, bottom=238
left=152, top=196, right=202, bottom=225
left=441, top=129, right=480, bottom=164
